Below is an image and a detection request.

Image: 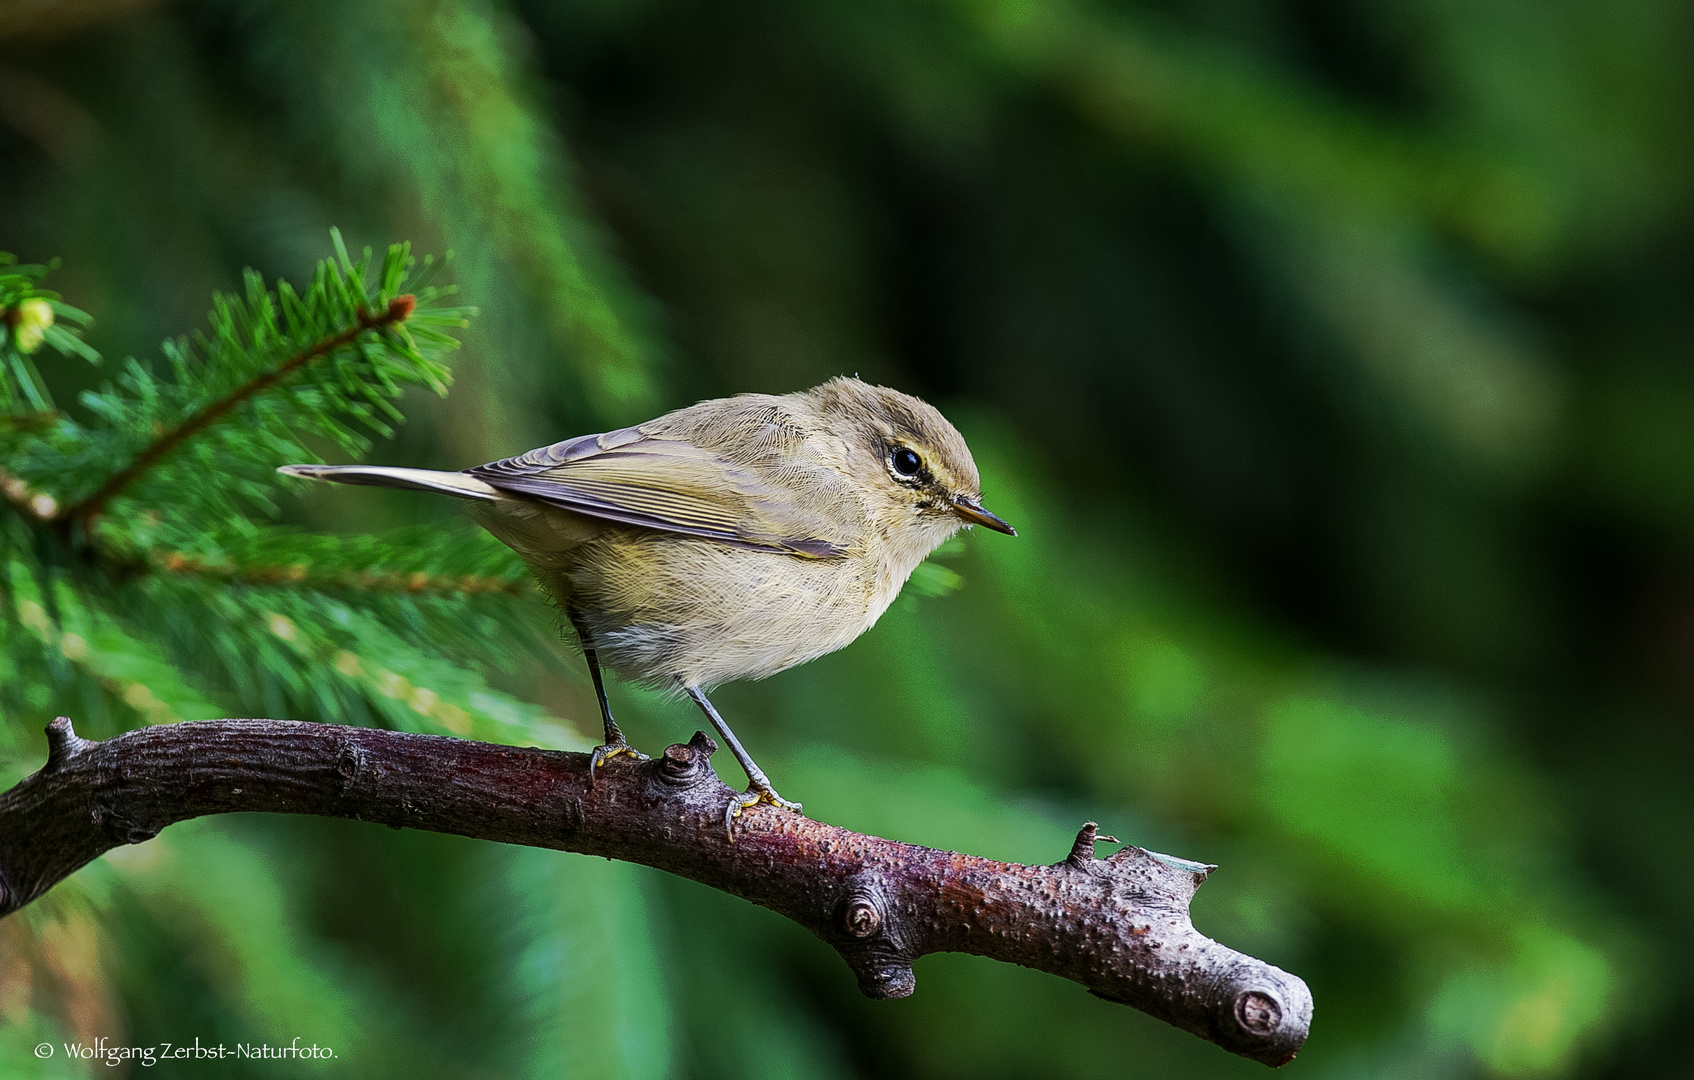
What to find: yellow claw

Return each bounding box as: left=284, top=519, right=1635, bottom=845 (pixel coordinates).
left=589, top=740, right=646, bottom=781
left=723, top=786, right=804, bottom=841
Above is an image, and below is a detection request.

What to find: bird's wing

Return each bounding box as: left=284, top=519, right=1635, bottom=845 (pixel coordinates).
left=466, top=427, right=858, bottom=558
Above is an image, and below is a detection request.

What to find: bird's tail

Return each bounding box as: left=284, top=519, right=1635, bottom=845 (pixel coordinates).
left=277, top=464, right=500, bottom=502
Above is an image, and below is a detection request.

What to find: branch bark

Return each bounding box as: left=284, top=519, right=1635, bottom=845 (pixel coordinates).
left=0, top=717, right=1312, bottom=1065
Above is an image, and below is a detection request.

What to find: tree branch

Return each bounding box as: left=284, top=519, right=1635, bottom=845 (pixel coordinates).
left=0, top=717, right=1312, bottom=1066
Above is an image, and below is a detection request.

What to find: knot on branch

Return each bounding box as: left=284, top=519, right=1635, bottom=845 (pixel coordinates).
left=656, top=731, right=719, bottom=787
left=1209, top=965, right=1314, bottom=1066
left=336, top=743, right=375, bottom=803
left=43, top=716, right=94, bottom=771
left=1236, top=991, right=1282, bottom=1036
left=839, top=894, right=882, bottom=938
left=831, top=879, right=916, bottom=1000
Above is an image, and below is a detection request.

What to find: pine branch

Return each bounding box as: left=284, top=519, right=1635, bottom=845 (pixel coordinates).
left=4, top=557, right=223, bottom=726
left=140, top=524, right=531, bottom=598
left=0, top=252, right=98, bottom=421
left=0, top=467, right=56, bottom=523
left=148, top=550, right=524, bottom=596
left=62, top=295, right=417, bottom=527
left=0, top=717, right=1312, bottom=1067
left=2, top=235, right=468, bottom=547
left=107, top=531, right=562, bottom=727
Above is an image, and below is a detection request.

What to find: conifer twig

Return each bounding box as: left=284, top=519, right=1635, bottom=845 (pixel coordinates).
left=147, top=550, right=526, bottom=595
left=0, top=716, right=1312, bottom=1067
left=62, top=295, right=417, bottom=527
left=0, top=466, right=57, bottom=522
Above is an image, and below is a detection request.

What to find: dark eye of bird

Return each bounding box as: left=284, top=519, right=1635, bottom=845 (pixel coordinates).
left=890, top=447, right=922, bottom=478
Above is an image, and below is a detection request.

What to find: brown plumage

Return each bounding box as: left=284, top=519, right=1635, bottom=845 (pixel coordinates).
left=280, top=376, right=1015, bottom=833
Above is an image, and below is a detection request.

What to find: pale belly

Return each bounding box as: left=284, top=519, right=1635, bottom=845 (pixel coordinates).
left=566, top=531, right=897, bottom=690
left=478, top=496, right=950, bottom=691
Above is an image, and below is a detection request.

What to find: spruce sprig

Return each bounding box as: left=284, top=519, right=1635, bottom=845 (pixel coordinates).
left=0, top=235, right=578, bottom=749
left=6, top=231, right=468, bottom=541
left=0, top=253, right=97, bottom=423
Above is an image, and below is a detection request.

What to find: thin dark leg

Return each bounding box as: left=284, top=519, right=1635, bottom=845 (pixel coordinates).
left=570, top=612, right=621, bottom=743
left=685, top=685, right=803, bottom=837
left=568, top=610, right=644, bottom=778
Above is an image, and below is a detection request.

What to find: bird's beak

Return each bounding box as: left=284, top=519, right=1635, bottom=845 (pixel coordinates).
left=952, top=495, right=1017, bottom=536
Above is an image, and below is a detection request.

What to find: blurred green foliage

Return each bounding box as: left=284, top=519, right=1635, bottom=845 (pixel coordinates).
left=2, top=0, right=1691, bottom=1076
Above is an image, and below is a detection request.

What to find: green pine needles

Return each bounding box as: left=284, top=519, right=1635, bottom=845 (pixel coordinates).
left=0, top=253, right=99, bottom=420
left=0, top=233, right=577, bottom=763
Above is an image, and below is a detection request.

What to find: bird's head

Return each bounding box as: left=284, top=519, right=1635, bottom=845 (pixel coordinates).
left=805, top=377, right=1017, bottom=543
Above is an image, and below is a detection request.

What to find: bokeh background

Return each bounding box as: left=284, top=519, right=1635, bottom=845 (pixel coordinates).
left=2, top=0, right=1692, bottom=1076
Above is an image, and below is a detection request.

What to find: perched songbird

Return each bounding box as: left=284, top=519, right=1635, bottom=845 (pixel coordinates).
left=280, top=377, right=1016, bottom=831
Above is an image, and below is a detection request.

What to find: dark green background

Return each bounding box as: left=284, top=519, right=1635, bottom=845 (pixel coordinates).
left=3, top=0, right=1691, bottom=1076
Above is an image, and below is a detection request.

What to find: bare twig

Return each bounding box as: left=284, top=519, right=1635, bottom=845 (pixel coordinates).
left=0, top=717, right=1312, bottom=1066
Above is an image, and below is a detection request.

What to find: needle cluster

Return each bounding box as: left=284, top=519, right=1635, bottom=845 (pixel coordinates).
left=0, top=234, right=565, bottom=750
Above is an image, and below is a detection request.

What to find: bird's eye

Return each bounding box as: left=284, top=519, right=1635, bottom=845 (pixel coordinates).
left=890, top=447, right=923, bottom=478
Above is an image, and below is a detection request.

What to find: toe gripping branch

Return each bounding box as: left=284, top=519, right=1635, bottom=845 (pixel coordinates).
left=0, top=718, right=1311, bottom=1067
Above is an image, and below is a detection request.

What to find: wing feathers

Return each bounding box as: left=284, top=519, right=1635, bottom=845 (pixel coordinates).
left=287, top=415, right=860, bottom=560
left=467, top=435, right=854, bottom=558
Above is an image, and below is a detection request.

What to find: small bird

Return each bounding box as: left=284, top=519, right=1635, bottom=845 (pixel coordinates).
left=280, top=376, right=1015, bottom=832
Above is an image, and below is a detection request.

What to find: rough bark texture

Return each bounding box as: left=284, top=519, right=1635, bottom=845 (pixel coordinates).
left=0, top=717, right=1312, bottom=1065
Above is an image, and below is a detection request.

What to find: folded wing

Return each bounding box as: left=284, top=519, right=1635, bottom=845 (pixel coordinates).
left=467, top=426, right=857, bottom=558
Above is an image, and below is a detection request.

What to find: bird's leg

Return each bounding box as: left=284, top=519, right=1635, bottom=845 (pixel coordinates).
left=569, top=610, right=645, bottom=779
left=684, top=685, right=803, bottom=837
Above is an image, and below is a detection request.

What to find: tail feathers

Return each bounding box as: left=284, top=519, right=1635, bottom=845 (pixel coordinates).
left=277, top=464, right=500, bottom=502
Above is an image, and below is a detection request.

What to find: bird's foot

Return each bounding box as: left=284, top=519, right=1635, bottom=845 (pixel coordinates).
left=723, top=782, right=804, bottom=840
left=589, top=738, right=647, bottom=782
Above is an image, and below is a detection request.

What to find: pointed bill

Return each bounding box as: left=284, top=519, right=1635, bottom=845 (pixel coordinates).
left=952, top=495, right=1017, bottom=536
